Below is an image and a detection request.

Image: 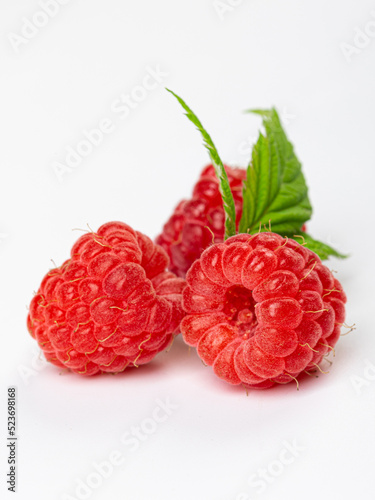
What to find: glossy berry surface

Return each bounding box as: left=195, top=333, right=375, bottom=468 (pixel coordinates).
left=180, top=232, right=346, bottom=390
left=156, top=164, right=246, bottom=278
left=27, top=222, right=186, bottom=376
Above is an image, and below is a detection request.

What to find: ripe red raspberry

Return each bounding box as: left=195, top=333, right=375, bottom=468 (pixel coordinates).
left=27, top=222, right=186, bottom=376
left=156, top=164, right=246, bottom=278
left=180, top=232, right=346, bottom=390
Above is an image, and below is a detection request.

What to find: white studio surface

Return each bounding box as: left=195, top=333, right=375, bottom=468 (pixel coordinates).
left=0, top=1, right=374, bottom=499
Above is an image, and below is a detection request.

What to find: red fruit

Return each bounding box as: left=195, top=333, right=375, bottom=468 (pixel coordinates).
left=27, top=222, right=186, bottom=376
left=156, top=164, right=246, bottom=277
left=180, top=232, right=346, bottom=390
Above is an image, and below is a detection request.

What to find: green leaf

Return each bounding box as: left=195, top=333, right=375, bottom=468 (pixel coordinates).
left=166, top=88, right=236, bottom=239
left=289, top=232, right=348, bottom=260
left=240, top=108, right=312, bottom=235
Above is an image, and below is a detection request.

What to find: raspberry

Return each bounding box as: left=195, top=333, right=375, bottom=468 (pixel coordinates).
left=27, top=222, right=186, bottom=376
left=156, top=164, right=246, bottom=278
left=180, top=232, right=346, bottom=390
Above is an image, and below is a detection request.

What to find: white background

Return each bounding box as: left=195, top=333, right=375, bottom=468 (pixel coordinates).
left=1, top=0, right=375, bottom=499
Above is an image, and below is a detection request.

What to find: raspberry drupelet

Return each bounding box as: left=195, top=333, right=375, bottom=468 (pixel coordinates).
left=156, top=164, right=246, bottom=278
left=180, top=232, right=346, bottom=390
left=27, top=222, right=186, bottom=376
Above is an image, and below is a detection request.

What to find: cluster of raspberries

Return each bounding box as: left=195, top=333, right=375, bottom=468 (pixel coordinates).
left=27, top=167, right=346, bottom=389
